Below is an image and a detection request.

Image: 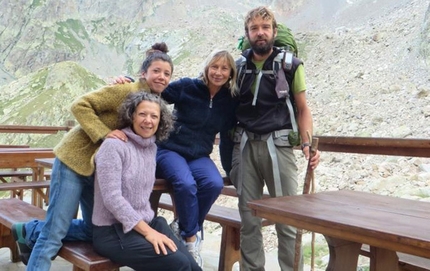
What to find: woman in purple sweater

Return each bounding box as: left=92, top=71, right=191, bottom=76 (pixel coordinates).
left=92, top=92, right=201, bottom=271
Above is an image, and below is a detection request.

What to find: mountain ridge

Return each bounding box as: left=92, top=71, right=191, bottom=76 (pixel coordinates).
left=0, top=0, right=429, bottom=148
left=0, top=61, right=104, bottom=146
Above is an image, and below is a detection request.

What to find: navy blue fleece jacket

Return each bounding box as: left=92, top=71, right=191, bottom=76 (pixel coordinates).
left=159, top=77, right=237, bottom=162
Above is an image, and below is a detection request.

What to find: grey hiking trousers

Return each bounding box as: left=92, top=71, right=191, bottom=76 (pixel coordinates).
left=230, top=133, right=303, bottom=271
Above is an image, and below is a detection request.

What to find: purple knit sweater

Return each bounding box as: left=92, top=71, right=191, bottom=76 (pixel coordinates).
left=92, top=127, right=157, bottom=233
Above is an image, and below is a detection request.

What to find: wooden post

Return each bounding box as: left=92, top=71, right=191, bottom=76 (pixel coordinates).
left=294, top=136, right=319, bottom=271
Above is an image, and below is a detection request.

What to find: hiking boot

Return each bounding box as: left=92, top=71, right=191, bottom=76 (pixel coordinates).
left=169, top=218, right=182, bottom=241
left=185, top=234, right=203, bottom=268
left=11, top=222, right=32, bottom=265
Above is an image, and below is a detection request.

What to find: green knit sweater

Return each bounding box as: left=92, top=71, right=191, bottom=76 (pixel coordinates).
left=54, top=80, right=151, bottom=176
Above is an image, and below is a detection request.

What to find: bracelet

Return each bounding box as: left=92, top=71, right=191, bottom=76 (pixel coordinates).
left=124, top=75, right=135, bottom=83
left=301, top=142, right=310, bottom=151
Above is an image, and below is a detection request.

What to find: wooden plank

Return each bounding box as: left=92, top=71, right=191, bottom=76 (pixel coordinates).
left=317, top=136, right=430, bottom=157
left=159, top=191, right=273, bottom=228
left=397, top=252, right=430, bottom=271
left=361, top=245, right=430, bottom=271
left=0, top=148, right=52, bottom=153
left=34, top=158, right=55, bottom=168
left=0, top=145, right=30, bottom=148
left=215, top=134, right=430, bottom=157
left=58, top=242, right=121, bottom=271
left=257, top=194, right=430, bottom=247
left=0, top=199, right=120, bottom=270
left=0, top=150, right=55, bottom=169
left=221, top=186, right=271, bottom=199
left=159, top=194, right=243, bottom=228
left=248, top=190, right=430, bottom=258
left=307, top=190, right=430, bottom=218
left=0, top=170, right=51, bottom=177
left=153, top=179, right=171, bottom=191
left=0, top=198, right=45, bottom=227
left=0, top=125, right=72, bottom=134
left=0, top=181, right=50, bottom=191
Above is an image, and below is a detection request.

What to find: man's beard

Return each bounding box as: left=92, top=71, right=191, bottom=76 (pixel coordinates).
left=249, top=35, right=275, bottom=55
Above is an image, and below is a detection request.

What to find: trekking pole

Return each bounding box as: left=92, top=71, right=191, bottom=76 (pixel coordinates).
left=293, top=132, right=319, bottom=271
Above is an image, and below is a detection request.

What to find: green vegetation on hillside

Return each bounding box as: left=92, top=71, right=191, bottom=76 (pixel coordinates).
left=55, top=19, right=89, bottom=53
left=0, top=61, right=105, bottom=147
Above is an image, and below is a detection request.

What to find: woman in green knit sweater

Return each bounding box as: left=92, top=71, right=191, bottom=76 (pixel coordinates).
left=11, top=42, right=174, bottom=271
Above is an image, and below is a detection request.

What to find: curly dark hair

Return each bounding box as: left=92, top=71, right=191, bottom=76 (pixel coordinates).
left=117, top=91, right=174, bottom=142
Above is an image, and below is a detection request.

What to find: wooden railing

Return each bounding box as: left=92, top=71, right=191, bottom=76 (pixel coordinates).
left=0, top=124, right=429, bottom=158
left=316, top=136, right=430, bottom=158
left=0, top=121, right=75, bottom=134
left=215, top=134, right=430, bottom=158
left=0, top=124, right=428, bottom=157
left=0, top=145, right=29, bottom=148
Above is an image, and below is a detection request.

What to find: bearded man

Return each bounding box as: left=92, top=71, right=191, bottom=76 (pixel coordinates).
left=228, top=6, right=320, bottom=271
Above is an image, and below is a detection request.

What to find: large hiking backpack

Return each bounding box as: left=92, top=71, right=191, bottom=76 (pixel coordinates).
left=236, top=24, right=301, bottom=146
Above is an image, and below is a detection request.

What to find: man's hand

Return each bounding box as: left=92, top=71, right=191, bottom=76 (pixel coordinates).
left=310, top=149, right=320, bottom=169
left=303, top=147, right=320, bottom=170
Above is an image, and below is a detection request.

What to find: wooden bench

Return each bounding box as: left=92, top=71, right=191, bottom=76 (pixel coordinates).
left=158, top=183, right=274, bottom=271
left=0, top=180, right=50, bottom=191
left=360, top=244, right=430, bottom=271
left=0, top=124, right=73, bottom=134
left=0, top=198, right=121, bottom=271
left=0, top=180, right=51, bottom=206
left=0, top=171, right=51, bottom=205
left=0, top=170, right=50, bottom=180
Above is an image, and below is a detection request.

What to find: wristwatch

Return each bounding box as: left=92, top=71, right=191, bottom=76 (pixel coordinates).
left=301, top=142, right=310, bottom=150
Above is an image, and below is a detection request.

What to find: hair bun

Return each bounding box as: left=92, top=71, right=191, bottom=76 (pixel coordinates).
left=146, top=42, right=169, bottom=56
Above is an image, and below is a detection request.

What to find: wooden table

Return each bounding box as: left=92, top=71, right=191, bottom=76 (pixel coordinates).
left=0, top=149, right=54, bottom=207
left=34, top=158, right=55, bottom=169
left=34, top=158, right=172, bottom=213
left=247, top=190, right=430, bottom=271
left=0, top=149, right=54, bottom=172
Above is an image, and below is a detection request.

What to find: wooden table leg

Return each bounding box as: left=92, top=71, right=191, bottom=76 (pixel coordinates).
left=0, top=224, right=20, bottom=262
left=31, top=166, right=45, bottom=208
left=369, top=246, right=399, bottom=271
left=218, top=225, right=241, bottom=271
left=324, top=236, right=362, bottom=271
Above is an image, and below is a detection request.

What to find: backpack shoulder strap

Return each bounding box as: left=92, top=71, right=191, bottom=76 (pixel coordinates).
left=236, top=49, right=254, bottom=91
left=272, top=49, right=303, bottom=133
left=273, top=49, right=303, bottom=85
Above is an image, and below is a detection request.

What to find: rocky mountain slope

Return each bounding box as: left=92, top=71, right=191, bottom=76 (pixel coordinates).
left=1, top=0, right=429, bottom=201
left=0, top=0, right=288, bottom=82
left=293, top=0, right=430, bottom=197
left=1, top=0, right=429, bottom=200
left=1, top=0, right=430, bottom=269
left=1, top=0, right=429, bottom=137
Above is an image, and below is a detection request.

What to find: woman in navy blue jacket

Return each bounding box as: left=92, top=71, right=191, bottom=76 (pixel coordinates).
left=156, top=50, right=238, bottom=267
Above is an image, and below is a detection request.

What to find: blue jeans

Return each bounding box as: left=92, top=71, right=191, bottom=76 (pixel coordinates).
left=156, top=148, right=223, bottom=238
left=25, top=158, right=94, bottom=271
